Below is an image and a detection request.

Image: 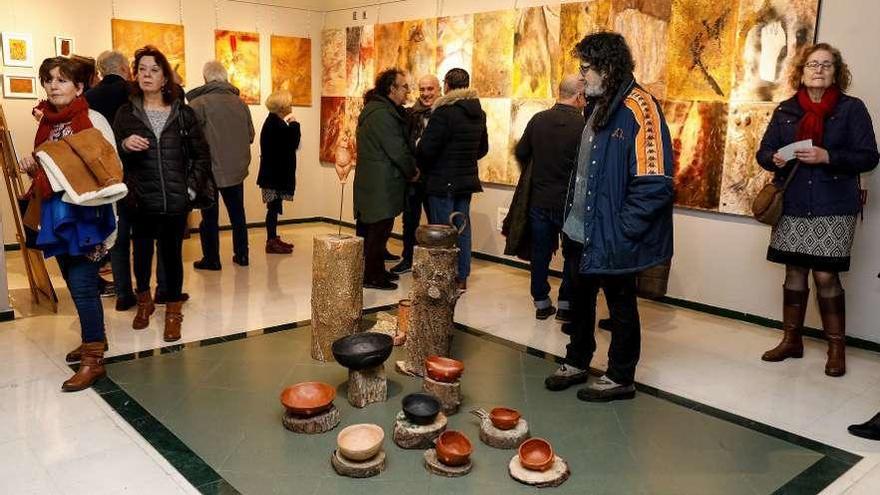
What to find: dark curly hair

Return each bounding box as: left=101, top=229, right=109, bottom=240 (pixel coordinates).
left=364, top=68, right=405, bottom=101
left=131, top=45, right=182, bottom=104
left=788, top=42, right=851, bottom=92
left=574, top=32, right=635, bottom=130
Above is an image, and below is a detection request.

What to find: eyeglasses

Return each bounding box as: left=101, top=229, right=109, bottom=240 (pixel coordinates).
left=804, top=61, right=834, bottom=72
left=579, top=63, right=593, bottom=76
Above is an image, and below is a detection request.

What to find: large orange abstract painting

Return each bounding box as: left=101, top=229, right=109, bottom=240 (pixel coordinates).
left=320, top=97, right=346, bottom=164
left=346, top=26, right=375, bottom=98
left=111, top=19, right=186, bottom=80
left=665, top=100, right=729, bottom=210
left=559, top=2, right=612, bottom=76
left=513, top=6, right=561, bottom=99
left=478, top=98, right=514, bottom=185
left=322, top=28, right=347, bottom=97
left=374, top=22, right=404, bottom=74
left=215, top=30, right=260, bottom=105
left=437, top=15, right=473, bottom=80
left=472, top=10, right=516, bottom=98
left=271, top=35, right=311, bottom=107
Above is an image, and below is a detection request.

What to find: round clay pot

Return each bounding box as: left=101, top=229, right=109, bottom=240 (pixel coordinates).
left=331, top=332, right=393, bottom=370
left=435, top=430, right=473, bottom=467
left=336, top=423, right=384, bottom=461
left=489, top=407, right=521, bottom=430
left=425, top=355, right=464, bottom=383
left=401, top=393, right=441, bottom=425
left=519, top=438, right=555, bottom=472
left=415, top=212, right=468, bottom=248
left=279, top=382, right=336, bottom=416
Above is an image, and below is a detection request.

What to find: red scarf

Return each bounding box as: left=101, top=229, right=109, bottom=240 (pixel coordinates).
left=33, top=96, right=93, bottom=147
left=796, top=85, right=841, bottom=146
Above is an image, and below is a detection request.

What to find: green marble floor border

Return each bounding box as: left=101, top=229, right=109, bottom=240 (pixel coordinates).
left=83, top=303, right=860, bottom=495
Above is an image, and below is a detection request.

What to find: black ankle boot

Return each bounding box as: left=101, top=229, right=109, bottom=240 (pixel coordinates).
left=848, top=412, right=880, bottom=440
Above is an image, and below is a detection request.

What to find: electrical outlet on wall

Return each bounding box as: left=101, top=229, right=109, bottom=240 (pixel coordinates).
left=497, top=207, right=509, bottom=232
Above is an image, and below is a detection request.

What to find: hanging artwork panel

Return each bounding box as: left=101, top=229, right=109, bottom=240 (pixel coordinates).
left=472, top=10, right=516, bottom=98
left=1, top=32, right=34, bottom=68
left=271, top=35, right=312, bottom=107
left=215, top=30, right=261, bottom=105
left=322, top=28, right=347, bottom=97
left=346, top=25, right=375, bottom=98
left=111, top=20, right=186, bottom=80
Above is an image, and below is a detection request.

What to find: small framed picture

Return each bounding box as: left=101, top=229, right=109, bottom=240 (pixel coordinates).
left=55, top=36, right=75, bottom=57
left=2, top=32, right=34, bottom=67
left=3, top=74, right=39, bottom=99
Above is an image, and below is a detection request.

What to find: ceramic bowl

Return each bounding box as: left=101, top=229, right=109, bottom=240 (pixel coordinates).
left=435, top=430, right=473, bottom=467
left=425, top=356, right=464, bottom=383
left=279, top=382, right=335, bottom=416
left=336, top=423, right=384, bottom=461
left=331, top=333, right=394, bottom=370
left=401, top=393, right=441, bottom=425
left=519, top=438, right=555, bottom=472
left=489, top=407, right=521, bottom=430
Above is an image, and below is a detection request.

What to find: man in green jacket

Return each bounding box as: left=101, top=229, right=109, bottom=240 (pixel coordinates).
left=354, top=68, right=418, bottom=290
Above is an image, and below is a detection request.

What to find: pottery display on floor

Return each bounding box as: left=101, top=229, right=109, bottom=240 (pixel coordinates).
left=519, top=438, right=555, bottom=472
left=490, top=407, right=521, bottom=431
left=425, top=355, right=464, bottom=383
left=337, top=423, right=384, bottom=461
left=280, top=382, right=336, bottom=417
left=402, top=392, right=441, bottom=425
left=435, top=430, right=473, bottom=467
left=332, top=333, right=394, bottom=371
left=415, top=212, right=467, bottom=248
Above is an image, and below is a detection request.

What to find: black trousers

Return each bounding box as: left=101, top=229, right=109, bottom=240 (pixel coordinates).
left=132, top=214, right=188, bottom=302
left=562, top=238, right=641, bottom=386
left=400, top=182, right=429, bottom=263
left=198, top=183, right=248, bottom=261
left=356, top=218, right=394, bottom=284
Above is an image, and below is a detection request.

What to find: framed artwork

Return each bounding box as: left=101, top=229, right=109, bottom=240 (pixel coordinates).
left=321, top=28, right=346, bottom=97
left=215, top=30, right=261, bottom=105
left=3, top=74, right=38, bottom=99
left=55, top=36, right=75, bottom=57
left=111, top=19, right=186, bottom=80
left=270, top=35, right=312, bottom=107
left=2, top=32, right=34, bottom=68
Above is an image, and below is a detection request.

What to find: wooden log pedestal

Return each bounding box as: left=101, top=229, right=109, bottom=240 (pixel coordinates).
left=281, top=405, right=341, bottom=435
left=470, top=408, right=530, bottom=449
left=508, top=455, right=570, bottom=488
left=404, top=246, right=460, bottom=375
left=311, top=234, right=363, bottom=362
left=422, top=376, right=461, bottom=415
left=423, top=448, right=472, bottom=477
left=331, top=449, right=386, bottom=478
left=347, top=365, right=387, bottom=408
left=392, top=411, right=447, bottom=449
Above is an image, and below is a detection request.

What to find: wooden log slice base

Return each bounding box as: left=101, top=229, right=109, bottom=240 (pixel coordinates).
left=508, top=455, right=570, bottom=488
left=394, top=360, right=419, bottom=377
left=348, top=365, right=387, bottom=408
left=422, top=376, right=462, bottom=415
left=477, top=417, right=530, bottom=449
left=331, top=449, right=386, bottom=478
left=423, top=448, right=472, bottom=477
left=282, top=405, right=341, bottom=434
left=392, top=411, right=448, bottom=449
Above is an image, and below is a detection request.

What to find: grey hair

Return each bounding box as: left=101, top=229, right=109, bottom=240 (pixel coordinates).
left=558, top=75, right=584, bottom=100
left=202, top=60, right=228, bottom=83
left=95, top=50, right=129, bottom=78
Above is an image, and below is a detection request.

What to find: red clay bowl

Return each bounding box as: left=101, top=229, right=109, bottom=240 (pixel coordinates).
left=279, top=382, right=335, bottom=417
left=489, top=407, right=521, bottom=430
left=425, top=355, right=464, bottom=383
left=519, top=438, right=555, bottom=472
left=436, top=430, right=473, bottom=467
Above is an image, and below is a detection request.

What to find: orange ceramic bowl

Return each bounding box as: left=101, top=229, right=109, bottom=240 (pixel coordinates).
left=425, top=355, right=464, bottom=383
left=436, top=430, right=473, bottom=467
left=489, top=407, right=521, bottom=430
left=280, top=382, right=335, bottom=416
left=519, top=438, right=555, bottom=472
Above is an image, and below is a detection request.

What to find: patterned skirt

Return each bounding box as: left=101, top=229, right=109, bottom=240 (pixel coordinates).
left=767, top=214, right=857, bottom=272
left=261, top=189, right=294, bottom=203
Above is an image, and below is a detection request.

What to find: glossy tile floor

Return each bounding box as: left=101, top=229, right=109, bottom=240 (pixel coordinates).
left=2, top=221, right=880, bottom=494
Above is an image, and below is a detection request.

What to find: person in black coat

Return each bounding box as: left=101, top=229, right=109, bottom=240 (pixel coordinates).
left=257, top=90, right=301, bottom=254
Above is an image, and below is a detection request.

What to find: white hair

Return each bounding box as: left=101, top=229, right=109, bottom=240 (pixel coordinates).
left=202, top=60, right=228, bottom=83
left=95, top=50, right=129, bottom=78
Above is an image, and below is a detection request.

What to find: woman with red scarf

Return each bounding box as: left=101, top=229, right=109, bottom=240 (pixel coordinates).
left=19, top=57, right=121, bottom=392
left=757, top=43, right=878, bottom=376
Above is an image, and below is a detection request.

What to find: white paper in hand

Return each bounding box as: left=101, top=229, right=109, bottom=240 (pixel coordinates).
left=778, top=139, right=813, bottom=162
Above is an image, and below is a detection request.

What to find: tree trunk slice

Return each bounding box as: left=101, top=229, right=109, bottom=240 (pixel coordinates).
left=508, top=455, right=570, bottom=488
left=422, top=376, right=462, bottom=415
left=392, top=411, right=448, bottom=449
left=347, top=365, right=387, bottom=408
left=331, top=449, right=386, bottom=478
left=311, top=234, right=363, bottom=362
left=423, top=448, right=472, bottom=477
left=394, top=360, right=419, bottom=377
left=405, top=246, right=459, bottom=375
left=469, top=408, right=530, bottom=449
left=282, top=405, right=341, bottom=434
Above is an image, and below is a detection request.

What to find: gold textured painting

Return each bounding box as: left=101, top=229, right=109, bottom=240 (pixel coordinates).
left=611, top=3, right=670, bottom=98
left=111, top=19, right=186, bottom=80
left=271, top=36, right=311, bottom=107
left=338, top=97, right=364, bottom=168
left=719, top=102, right=775, bottom=215
left=665, top=0, right=738, bottom=101
left=560, top=2, right=613, bottom=76
left=664, top=100, right=728, bottom=210
left=346, top=26, right=375, bottom=98
left=731, top=0, right=819, bottom=102
left=473, top=10, right=516, bottom=98
left=479, top=98, right=514, bottom=185
left=437, top=15, right=473, bottom=80
left=320, top=97, right=346, bottom=164
left=322, top=28, right=347, bottom=97
left=215, top=30, right=260, bottom=105
left=513, top=6, right=561, bottom=99
left=509, top=99, right=556, bottom=173
left=400, top=19, right=438, bottom=97
left=375, top=22, right=404, bottom=73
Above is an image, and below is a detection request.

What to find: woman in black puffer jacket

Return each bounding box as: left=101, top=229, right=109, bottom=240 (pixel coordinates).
left=113, top=46, right=213, bottom=342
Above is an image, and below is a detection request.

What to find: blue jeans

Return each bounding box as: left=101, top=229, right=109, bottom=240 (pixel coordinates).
left=112, top=203, right=168, bottom=298
left=199, top=183, right=248, bottom=262
left=427, top=193, right=472, bottom=281
left=57, top=255, right=105, bottom=343
left=529, top=207, right=573, bottom=310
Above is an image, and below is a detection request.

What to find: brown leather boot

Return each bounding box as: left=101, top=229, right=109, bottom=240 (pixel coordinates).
left=266, top=237, right=292, bottom=254
left=65, top=338, right=108, bottom=363
left=762, top=288, right=809, bottom=362
left=818, top=293, right=846, bottom=377
left=62, top=342, right=106, bottom=392
left=164, top=301, right=183, bottom=342
left=133, top=291, right=155, bottom=330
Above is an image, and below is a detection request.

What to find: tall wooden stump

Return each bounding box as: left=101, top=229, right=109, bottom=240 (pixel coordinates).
left=311, top=234, right=364, bottom=362
left=423, top=377, right=461, bottom=415
left=348, top=365, right=387, bottom=408
left=404, top=246, right=459, bottom=375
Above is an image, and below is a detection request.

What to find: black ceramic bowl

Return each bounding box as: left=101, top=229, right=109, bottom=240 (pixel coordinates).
left=402, top=393, right=441, bottom=425
left=331, top=332, right=394, bottom=370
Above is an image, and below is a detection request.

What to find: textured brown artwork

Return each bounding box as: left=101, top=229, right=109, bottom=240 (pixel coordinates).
left=479, top=98, right=514, bottom=185
left=400, top=20, right=438, bottom=90
left=664, top=100, right=728, bottom=210
left=320, top=97, right=346, bottom=164
left=375, top=22, right=404, bottom=73
left=731, top=0, right=819, bottom=102
left=346, top=26, right=375, bottom=98
left=338, top=97, right=364, bottom=168
left=611, top=5, right=670, bottom=98
left=8, top=77, right=34, bottom=94
left=321, top=28, right=347, bottom=97
left=560, top=1, right=613, bottom=76
left=665, top=0, right=738, bottom=101
left=719, top=102, right=775, bottom=215
left=111, top=19, right=186, bottom=80
left=611, top=0, right=672, bottom=20
left=437, top=15, right=474, bottom=80
left=271, top=36, right=311, bottom=107
left=512, top=6, right=561, bottom=99
left=215, top=30, right=261, bottom=105
left=509, top=99, right=556, bottom=174
left=472, top=10, right=516, bottom=98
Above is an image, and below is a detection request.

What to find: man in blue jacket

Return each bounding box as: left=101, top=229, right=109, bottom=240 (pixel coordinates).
left=544, top=32, right=675, bottom=402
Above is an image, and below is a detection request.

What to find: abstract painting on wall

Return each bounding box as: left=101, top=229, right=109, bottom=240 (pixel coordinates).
left=54, top=36, right=75, bottom=57
left=2, top=74, right=38, bottom=99
left=512, top=6, right=561, bottom=99
left=374, top=22, right=404, bottom=74
left=472, top=10, right=516, bottom=98
left=322, top=28, right=347, bottom=97
left=719, top=102, right=775, bottom=214
left=337, top=97, right=364, bottom=168
left=560, top=1, right=612, bottom=76
left=271, top=36, right=311, bottom=107
left=437, top=15, right=473, bottom=80
left=111, top=20, right=186, bottom=80
left=1, top=32, right=34, bottom=67
left=478, top=98, right=514, bottom=185
left=611, top=2, right=670, bottom=98
left=215, top=30, right=261, bottom=105
left=320, top=97, right=346, bottom=164
left=346, top=25, right=375, bottom=98
left=508, top=99, right=556, bottom=176
left=400, top=19, right=438, bottom=93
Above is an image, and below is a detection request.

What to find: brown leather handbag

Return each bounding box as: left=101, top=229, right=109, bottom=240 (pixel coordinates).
left=752, top=161, right=802, bottom=226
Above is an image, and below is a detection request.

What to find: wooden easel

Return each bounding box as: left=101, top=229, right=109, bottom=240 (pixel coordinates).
left=0, top=102, right=58, bottom=312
